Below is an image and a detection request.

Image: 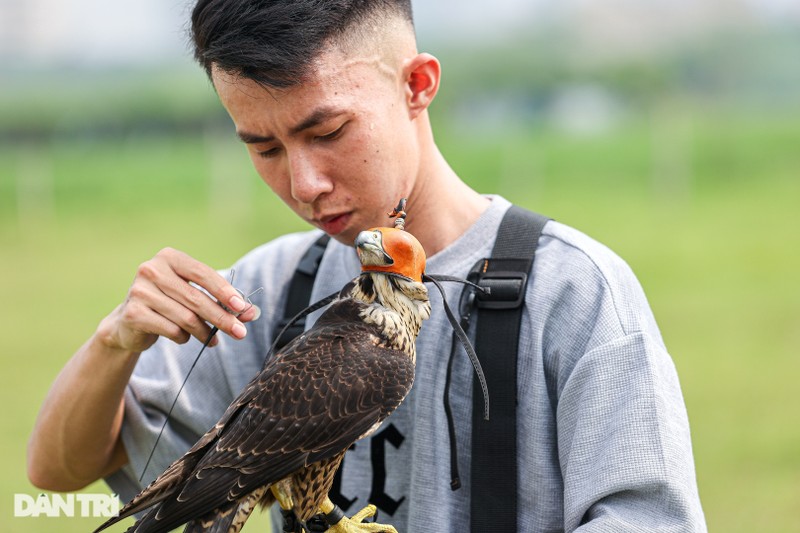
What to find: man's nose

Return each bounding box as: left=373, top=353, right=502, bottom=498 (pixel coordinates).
left=288, top=152, right=333, bottom=204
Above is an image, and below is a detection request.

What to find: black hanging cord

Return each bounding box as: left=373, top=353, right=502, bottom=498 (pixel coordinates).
left=423, top=274, right=490, bottom=421
left=139, top=326, right=218, bottom=483
left=442, top=331, right=462, bottom=490
left=139, top=271, right=262, bottom=484
left=424, top=273, right=491, bottom=490
left=139, top=286, right=335, bottom=484
left=423, top=274, right=486, bottom=292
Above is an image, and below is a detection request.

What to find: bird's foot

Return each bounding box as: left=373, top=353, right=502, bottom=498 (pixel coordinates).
left=325, top=504, right=397, bottom=533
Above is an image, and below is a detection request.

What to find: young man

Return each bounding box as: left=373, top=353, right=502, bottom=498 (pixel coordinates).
left=28, top=0, right=706, bottom=530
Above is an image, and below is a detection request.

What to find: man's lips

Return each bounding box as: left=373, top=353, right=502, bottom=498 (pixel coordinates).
left=316, top=212, right=352, bottom=236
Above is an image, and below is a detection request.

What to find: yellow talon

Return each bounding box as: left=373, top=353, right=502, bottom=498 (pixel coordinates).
left=349, top=504, right=378, bottom=523
left=270, top=480, right=294, bottom=510
left=319, top=499, right=397, bottom=533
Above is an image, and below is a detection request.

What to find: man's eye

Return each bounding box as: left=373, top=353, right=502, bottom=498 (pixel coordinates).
left=315, top=124, right=346, bottom=142
left=257, top=147, right=281, bottom=159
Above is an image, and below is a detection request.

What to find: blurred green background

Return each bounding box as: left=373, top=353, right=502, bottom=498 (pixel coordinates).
left=1, top=1, right=799, bottom=532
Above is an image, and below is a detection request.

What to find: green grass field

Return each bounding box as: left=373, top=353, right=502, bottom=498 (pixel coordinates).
left=1, top=110, right=798, bottom=532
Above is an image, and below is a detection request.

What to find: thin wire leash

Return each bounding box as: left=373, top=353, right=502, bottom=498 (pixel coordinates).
left=137, top=270, right=488, bottom=485
left=138, top=270, right=263, bottom=484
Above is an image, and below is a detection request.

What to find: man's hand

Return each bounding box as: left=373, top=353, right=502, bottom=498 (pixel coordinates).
left=97, top=247, right=260, bottom=354
left=27, top=248, right=260, bottom=491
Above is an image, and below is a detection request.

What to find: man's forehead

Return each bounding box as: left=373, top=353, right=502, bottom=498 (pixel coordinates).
left=211, top=58, right=385, bottom=139
left=212, top=54, right=395, bottom=103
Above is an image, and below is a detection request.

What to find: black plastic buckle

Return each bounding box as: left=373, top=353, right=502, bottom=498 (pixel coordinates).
left=281, top=509, right=303, bottom=532
left=469, top=270, right=527, bottom=310
left=304, top=514, right=329, bottom=532
left=302, top=504, right=347, bottom=532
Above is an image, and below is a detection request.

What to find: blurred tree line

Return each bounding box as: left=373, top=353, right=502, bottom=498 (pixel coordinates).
left=1, top=20, right=798, bottom=145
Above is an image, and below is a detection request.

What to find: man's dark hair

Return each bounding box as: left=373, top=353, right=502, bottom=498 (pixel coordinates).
left=191, top=0, right=414, bottom=88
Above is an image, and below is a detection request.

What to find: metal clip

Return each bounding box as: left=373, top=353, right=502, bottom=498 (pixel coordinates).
left=218, top=269, right=264, bottom=317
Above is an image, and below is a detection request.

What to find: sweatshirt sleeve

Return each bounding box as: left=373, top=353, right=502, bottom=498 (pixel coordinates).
left=534, top=222, right=706, bottom=531
left=558, top=332, right=706, bottom=532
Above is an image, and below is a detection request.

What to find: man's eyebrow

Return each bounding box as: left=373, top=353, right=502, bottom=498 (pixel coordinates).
left=237, top=131, right=274, bottom=144
left=289, top=106, right=345, bottom=136
left=236, top=107, right=345, bottom=144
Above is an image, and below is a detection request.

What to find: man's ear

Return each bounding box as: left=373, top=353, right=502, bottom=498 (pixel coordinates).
left=402, top=53, right=441, bottom=119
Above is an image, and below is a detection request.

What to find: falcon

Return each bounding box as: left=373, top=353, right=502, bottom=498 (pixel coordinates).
left=94, top=210, right=430, bottom=533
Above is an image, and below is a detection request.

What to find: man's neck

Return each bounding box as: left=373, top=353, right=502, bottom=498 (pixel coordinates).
left=404, top=148, right=490, bottom=258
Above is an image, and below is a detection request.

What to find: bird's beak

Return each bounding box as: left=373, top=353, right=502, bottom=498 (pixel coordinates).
left=355, top=230, right=394, bottom=266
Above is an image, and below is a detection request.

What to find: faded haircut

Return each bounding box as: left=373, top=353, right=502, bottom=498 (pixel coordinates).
left=191, top=0, right=414, bottom=88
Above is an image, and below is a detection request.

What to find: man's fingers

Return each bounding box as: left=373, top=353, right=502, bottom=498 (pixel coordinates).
left=118, top=302, right=190, bottom=348
left=147, top=286, right=219, bottom=344
left=238, top=303, right=261, bottom=323
left=156, top=248, right=247, bottom=314
left=120, top=248, right=258, bottom=351
left=158, top=279, right=247, bottom=339
left=148, top=248, right=249, bottom=339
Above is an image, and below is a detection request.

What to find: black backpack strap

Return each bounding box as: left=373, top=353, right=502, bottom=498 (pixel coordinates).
left=469, top=206, right=550, bottom=532
left=271, top=234, right=330, bottom=351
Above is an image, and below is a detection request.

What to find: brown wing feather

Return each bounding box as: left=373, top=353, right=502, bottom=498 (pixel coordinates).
left=182, top=485, right=267, bottom=533
left=102, top=297, right=414, bottom=533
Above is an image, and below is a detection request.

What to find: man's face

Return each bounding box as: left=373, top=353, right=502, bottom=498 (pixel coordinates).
left=212, top=46, right=421, bottom=246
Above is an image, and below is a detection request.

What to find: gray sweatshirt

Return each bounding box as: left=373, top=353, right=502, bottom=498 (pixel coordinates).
left=107, top=196, right=706, bottom=531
